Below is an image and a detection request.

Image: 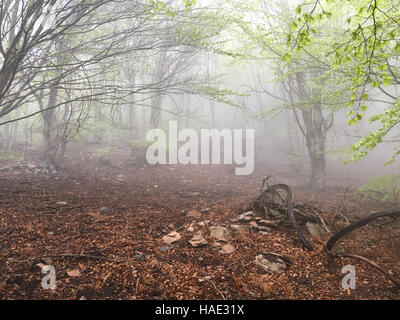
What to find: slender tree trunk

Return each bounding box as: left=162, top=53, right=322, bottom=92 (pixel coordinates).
left=128, top=74, right=136, bottom=140
left=306, top=129, right=326, bottom=189
left=150, top=95, right=163, bottom=128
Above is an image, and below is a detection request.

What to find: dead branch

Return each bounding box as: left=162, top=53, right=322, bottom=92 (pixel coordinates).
left=267, top=184, right=314, bottom=250
left=326, top=210, right=400, bottom=251
left=325, top=210, right=400, bottom=288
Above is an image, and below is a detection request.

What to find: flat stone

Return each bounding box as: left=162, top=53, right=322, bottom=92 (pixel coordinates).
left=242, top=211, right=254, bottom=217
left=258, top=220, right=279, bottom=227
left=67, top=269, right=81, bottom=277
left=254, top=254, right=287, bottom=274
left=189, top=232, right=208, bottom=247
left=162, top=231, right=182, bottom=245
left=237, top=211, right=255, bottom=221
left=209, top=226, right=231, bottom=242
left=257, top=226, right=272, bottom=232
left=219, top=244, right=236, bottom=254
left=230, top=224, right=250, bottom=233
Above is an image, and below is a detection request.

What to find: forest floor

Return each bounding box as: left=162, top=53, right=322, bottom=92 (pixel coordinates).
left=0, top=152, right=399, bottom=300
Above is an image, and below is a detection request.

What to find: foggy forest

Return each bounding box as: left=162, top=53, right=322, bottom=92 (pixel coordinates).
left=0, top=0, right=399, bottom=301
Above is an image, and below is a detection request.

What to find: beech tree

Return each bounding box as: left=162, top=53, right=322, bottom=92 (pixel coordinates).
left=216, top=0, right=350, bottom=189
left=288, top=0, right=400, bottom=165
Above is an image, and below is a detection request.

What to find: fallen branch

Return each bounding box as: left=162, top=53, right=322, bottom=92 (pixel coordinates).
left=326, top=210, right=400, bottom=251
left=326, top=210, right=400, bottom=288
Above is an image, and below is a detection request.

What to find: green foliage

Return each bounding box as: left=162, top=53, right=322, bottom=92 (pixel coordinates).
left=348, top=99, right=400, bottom=163
left=288, top=0, right=400, bottom=163
left=189, top=84, right=245, bottom=108
left=356, top=174, right=400, bottom=204
left=147, top=0, right=196, bottom=17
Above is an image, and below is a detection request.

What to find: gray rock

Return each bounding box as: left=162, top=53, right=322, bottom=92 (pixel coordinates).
left=254, top=254, right=287, bottom=274
left=159, top=246, right=174, bottom=252
left=306, top=222, right=328, bottom=240
left=100, top=207, right=110, bottom=214
left=133, top=254, right=145, bottom=261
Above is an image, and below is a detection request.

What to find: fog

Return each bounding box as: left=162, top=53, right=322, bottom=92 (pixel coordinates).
left=0, top=0, right=399, bottom=301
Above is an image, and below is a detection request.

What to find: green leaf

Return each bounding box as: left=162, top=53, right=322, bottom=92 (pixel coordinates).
left=383, top=78, right=393, bottom=86
left=282, top=52, right=292, bottom=62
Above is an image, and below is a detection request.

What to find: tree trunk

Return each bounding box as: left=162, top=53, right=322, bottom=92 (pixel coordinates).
left=293, top=72, right=329, bottom=190
left=307, top=137, right=326, bottom=189
left=150, top=95, right=163, bottom=128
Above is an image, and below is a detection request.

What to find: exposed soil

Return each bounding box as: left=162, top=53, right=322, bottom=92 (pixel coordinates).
left=0, top=154, right=399, bottom=300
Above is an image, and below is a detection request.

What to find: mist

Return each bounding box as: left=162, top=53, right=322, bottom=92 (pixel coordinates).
left=0, top=0, right=399, bottom=302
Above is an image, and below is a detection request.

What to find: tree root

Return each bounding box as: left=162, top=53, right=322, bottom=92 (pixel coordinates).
left=256, top=183, right=314, bottom=250
left=255, top=178, right=400, bottom=288
left=326, top=210, right=400, bottom=288
left=326, top=210, right=400, bottom=251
